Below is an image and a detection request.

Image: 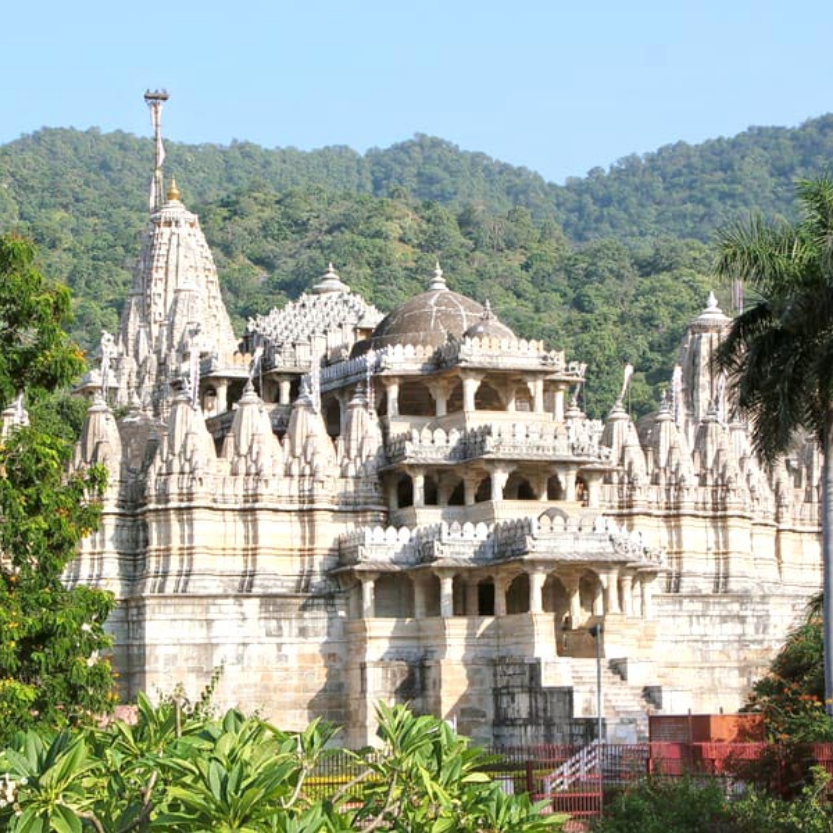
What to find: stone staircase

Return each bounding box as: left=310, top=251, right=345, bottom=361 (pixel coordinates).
left=569, top=658, right=657, bottom=742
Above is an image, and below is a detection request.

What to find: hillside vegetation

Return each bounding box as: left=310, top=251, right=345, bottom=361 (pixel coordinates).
left=3, top=114, right=831, bottom=415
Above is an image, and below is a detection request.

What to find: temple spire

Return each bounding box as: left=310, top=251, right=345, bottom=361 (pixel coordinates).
left=144, top=89, right=169, bottom=213
left=428, top=261, right=447, bottom=291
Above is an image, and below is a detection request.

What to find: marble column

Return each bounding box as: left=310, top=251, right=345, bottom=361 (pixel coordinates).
left=528, top=569, right=546, bottom=614
left=215, top=378, right=229, bottom=414
left=461, top=373, right=482, bottom=412
left=412, top=575, right=428, bottom=619
left=360, top=573, right=378, bottom=618
left=553, top=384, right=566, bottom=423
left=385, top=379, right=400, bottom=417
left=277, top=377, right=291, bottom=406
left=533, top=378, right=544, bottom=413
left=437, top=571, right=455, bottom=618
left=493, top=577, right=509, bottom=617
left=412, top=468, right=425, bottom=508
left=563, top=576, right=582, bottom=627
left=592, top=580, right=604, bottom=616
left=463, top=476, right=478, bottom=506
left=465, top=580, right=480, bottom=616
left=490, top=466, right=510, bottom=501
left=640, top=574, right=655, bottom=620
left=621, top=573, right=634, bottom=616
left=429, top=380, right=450, bottom=417
left=602, top=569, right=621, bottom=614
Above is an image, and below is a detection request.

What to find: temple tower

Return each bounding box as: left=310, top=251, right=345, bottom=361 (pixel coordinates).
left=113, top=93, right=238, bottom=412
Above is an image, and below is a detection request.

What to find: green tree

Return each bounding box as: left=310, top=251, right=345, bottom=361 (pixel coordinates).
left=0, top=701, right=566, bottom=832
left=714, top=175, right=833, bottom=718
left=745, top=595, right=832, bottom=742
left=0, top=233, right=116, bottom=741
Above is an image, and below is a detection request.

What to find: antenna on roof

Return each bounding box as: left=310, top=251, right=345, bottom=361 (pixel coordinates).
left=144, top=89, right=169, bottom=213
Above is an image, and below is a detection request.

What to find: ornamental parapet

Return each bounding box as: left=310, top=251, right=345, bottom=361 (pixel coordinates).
left=320, top=351, right=381, bottom=391
left=337, top=512, right=664, bottom=571
left=436, top=335, right=562, bottom=370
left=385, top=422, right=613, bottom=466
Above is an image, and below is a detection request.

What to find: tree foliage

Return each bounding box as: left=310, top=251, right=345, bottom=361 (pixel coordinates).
left=745, top=596, right=832, bottom=742
left=593, top=769, right=833, bottom=833
left=0, top=234, right=116, bottom=742
left=714, top=175, right=833, bottom=717
left=0, top=119, right=795, bottom=416
left=0, top=700, right=566, bottom=832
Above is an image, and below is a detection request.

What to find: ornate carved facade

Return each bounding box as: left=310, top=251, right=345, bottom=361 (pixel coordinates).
left=53, top=169, right=822, bottom=746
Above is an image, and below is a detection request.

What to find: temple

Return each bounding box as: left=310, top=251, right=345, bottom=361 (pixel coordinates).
left=52, top=101, right=822, bottom=746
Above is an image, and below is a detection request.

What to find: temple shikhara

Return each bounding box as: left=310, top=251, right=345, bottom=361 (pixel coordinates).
left=32, top=95, right=822, bottom=746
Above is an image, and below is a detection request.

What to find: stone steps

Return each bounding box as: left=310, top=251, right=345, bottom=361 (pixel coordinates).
left=570, top=659, right=655, bottom=742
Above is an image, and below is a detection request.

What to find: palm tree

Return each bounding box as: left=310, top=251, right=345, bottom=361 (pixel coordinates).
left=714, top=175, right=833, bottom=717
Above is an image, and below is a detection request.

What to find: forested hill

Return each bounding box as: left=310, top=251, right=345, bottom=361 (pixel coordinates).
left=1, top=114, right=831, bottom=415
left=4, top=114, right=833, bottom=243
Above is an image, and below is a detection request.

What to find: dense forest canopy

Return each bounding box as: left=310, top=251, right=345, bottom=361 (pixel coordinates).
left=2, top=114, right=831, bottom=416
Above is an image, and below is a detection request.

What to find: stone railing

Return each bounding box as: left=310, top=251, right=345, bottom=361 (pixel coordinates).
left=436, top=335, right=557, bottom=369
left=338, top=510, right=665, bottom=570
left=385, top=422, right=613, bottom=465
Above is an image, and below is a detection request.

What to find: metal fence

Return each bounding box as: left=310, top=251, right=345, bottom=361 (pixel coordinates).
left=308, top=742, right=833, bottom=824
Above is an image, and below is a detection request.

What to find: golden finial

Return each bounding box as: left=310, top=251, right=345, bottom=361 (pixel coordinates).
left=167, top=177, right=181, bottom=202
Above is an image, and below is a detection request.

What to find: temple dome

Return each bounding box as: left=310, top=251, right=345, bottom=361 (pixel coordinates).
left=462, top=300, right=515, bottom=341
left=371, top=265, right=505, bottom=349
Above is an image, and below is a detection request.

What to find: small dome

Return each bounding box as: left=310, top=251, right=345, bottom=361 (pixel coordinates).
left=462, top=301, right=515, bottom=341
left=371, top=264, right=497, bottom=349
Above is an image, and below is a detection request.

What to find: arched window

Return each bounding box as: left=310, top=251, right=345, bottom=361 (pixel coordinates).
left=447, top=381, right=464, bottom=413
left=506, top=574, right=530, bottom=614
left=396, top=475, right=414, bottom=508
left=475, top=476, right=492, bottom=502
left=505, top=472, right=536, bottom=500
left=475, top=380, right=503, bottom=410
left=399, top=381, right=436, bottom=416
left=547, top=474, right=564, bottom=501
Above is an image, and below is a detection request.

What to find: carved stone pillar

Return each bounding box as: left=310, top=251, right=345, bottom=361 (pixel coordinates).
left=556, top=465, right=578, bottom=501
left=412, top=575, right=428, bottom=619
left=553, top=384, right=567, bottom=423
left=428, top=379, right=450, bottom=418
left=215, top=378, right=229, bottom=414
left=461, top=372, right=482, bottom=412
left=533, top=377, right=544, bottom=413
left=489, top=465, right=510, bottom=501
left=412, top=468, right=426, bottom=508
left=463, top=475, right=478, bottom=506
left=436, top=570, right=455, bottom=618
left=385, top=478, right=398, bottom=512
left=384, top=379, right=400, bottom=417
left=602, top=569, right=621, bottom=614
left=528, top=569, right=546, bottom=614
left=437, top=473, right=453, bottom=507
left=493, top=576, right=509, bottom=617
left=621, top=573, right=634, bottom=616
left=640, top=574, right=655, bottom=620
left=277, top=377, right=291, bottom=406
left=562, top=575, right=582, bottom=627
left=465, top=580, right=480, bottom=616
left=337, top=390, right=350, bottom=436
left=582, top=471, right=604, bottom=508
left=360, top=573, right=379, bottom=618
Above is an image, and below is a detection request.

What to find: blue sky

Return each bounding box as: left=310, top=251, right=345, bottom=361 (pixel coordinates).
left=4, top=0, right=832, bottom=184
